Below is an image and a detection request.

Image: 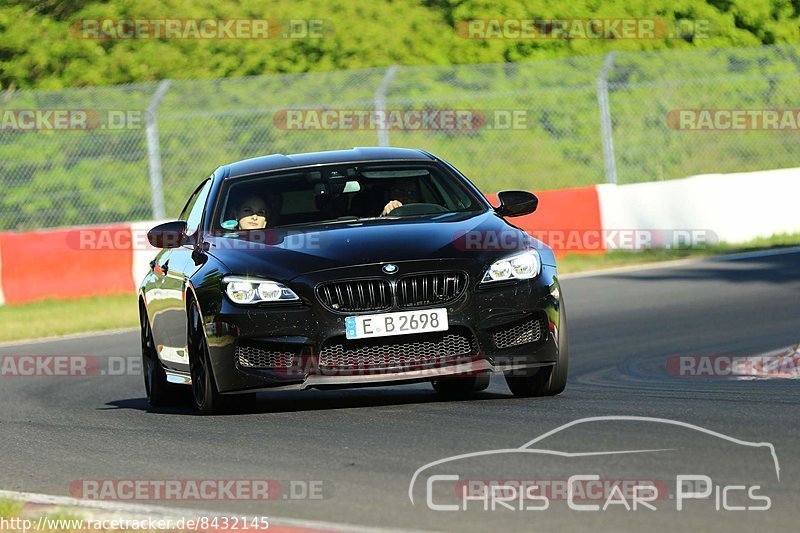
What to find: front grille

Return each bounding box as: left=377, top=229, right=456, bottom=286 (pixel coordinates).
left=492, top=317, right=547, bottom=349
left=316, top=279, right=391, bottom=312
left=397, top=272, right=467, bottom=308
left=319, top=329, right=475, bottom=370
left=236, top=344, right=303, bottom=368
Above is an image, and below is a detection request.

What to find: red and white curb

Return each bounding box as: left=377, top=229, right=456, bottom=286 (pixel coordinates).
left=1, top=166, right=798, bottom=305
left=0, top=248, right=5, bottom=306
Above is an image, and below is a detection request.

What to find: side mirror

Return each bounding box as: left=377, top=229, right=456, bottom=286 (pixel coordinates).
left=495, top=190, right=538, bottom=217
left=147, top=220, right=188, bottom=249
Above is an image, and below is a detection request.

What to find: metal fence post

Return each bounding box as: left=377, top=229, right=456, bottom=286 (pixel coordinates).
left=145, top=79, right=172, bottom=219
left=375, top=66, right=398, bottom=147
left=597, top=52, right=618, bottom=184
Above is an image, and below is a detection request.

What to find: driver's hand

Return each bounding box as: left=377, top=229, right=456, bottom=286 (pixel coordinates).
left=381, top=200, right=403, bottom=216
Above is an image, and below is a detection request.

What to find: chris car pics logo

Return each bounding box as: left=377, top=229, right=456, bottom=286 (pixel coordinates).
left=409, top=416, right=779, bottom=512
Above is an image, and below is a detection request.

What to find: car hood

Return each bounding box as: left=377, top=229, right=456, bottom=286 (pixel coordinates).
left=204, top=211, right=554, bottom=280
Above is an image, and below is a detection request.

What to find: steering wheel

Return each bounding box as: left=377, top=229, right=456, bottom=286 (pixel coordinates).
left=387, top=203, right=449, bottom=216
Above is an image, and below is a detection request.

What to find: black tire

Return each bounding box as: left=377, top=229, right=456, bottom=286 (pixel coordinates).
left=187, top=300, right=257, bottom=414
left=505, top=303, right=569, bottom=397
left=188, top=301, right=227, bottom=415
left=432, top=372, right=490, bottom=397
left=140, top=304, right=180, bottom=407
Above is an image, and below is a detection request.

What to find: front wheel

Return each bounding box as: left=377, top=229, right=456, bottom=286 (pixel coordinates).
left=187, top=301, right=256, bottom=414
left=188, top=302, right=227, bottom=414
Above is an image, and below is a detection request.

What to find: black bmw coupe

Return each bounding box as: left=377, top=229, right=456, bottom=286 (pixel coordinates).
left=139, top=147, right=567, bottom=413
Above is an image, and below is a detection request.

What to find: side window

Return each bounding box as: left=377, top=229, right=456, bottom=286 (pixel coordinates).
left=180, top=180, right=212, bottom=235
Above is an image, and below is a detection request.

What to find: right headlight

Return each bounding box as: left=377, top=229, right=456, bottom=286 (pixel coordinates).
left=222, top=276, right=299, bottom=304
left=481, top=250, right=541, bottom=283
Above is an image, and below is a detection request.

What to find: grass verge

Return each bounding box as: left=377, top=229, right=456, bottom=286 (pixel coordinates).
left=0, top=294, right=138, bottom=343
left=0, top=499, right=24, bottom=518
left=557, top=232, right=800, bottom=274
left=0, top=233, right=798, bottom=344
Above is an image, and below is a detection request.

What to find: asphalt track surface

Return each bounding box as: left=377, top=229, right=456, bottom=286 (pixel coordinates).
left=1, top=249, right=799, bottom=532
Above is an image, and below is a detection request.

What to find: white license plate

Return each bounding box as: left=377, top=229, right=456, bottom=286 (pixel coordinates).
left=345, top=308, right=448, bottom=340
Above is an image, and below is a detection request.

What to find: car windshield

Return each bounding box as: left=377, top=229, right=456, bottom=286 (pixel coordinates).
left=213, top=162, right=485, bottom=231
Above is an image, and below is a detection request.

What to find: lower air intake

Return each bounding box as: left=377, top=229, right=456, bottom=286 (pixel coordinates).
left=319, top=329, right=475, bottom=370
left=492, top=316, right=546, bottom=349
left=236, top=345, right=302, bottom=369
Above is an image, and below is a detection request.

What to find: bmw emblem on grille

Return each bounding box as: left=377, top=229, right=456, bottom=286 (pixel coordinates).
left=382, top=263, right=398, bottom=274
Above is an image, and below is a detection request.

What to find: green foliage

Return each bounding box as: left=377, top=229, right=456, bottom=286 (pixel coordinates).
left=1, top=0, right=799, bottom=90
left=0, top=1, right=799, bottom=230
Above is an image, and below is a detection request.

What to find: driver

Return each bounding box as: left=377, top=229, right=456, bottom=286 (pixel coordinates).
left=380, top=178, right=421, bottom=216
left=234, top=195, right=269, bottom=230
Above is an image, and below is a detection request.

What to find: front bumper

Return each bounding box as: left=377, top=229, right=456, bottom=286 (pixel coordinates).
left=199, top=261, right=563, bottom=394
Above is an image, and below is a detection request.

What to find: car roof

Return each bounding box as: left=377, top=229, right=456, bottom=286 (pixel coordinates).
left=224, top=147, right=437, bottom=178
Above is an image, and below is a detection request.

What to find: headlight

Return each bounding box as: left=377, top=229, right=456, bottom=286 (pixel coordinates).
left=481, top=250, right=541, bottom=283
left=222, top=276, right=299, bottom=304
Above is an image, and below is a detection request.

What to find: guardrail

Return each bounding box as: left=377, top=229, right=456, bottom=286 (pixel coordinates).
left=1, top=167, right=798, bottom=305
left=1, top=44, right=799, bottom=232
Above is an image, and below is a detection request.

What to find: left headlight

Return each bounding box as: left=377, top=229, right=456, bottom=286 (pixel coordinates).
left=481, top=250, right=541, bottom=284
left=222, top=276, right=300, bottom=304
